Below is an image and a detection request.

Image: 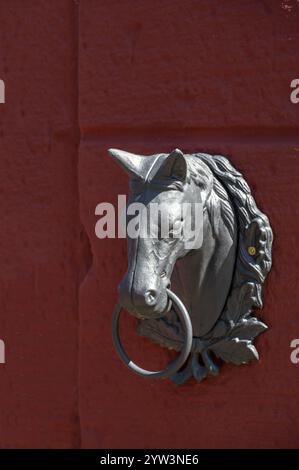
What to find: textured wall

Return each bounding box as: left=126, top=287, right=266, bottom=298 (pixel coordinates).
left=1, top=0, right=299, bottom=448
left=78, top=0, right=299, bottom=449
left=0, top=1, right=82, bottom=448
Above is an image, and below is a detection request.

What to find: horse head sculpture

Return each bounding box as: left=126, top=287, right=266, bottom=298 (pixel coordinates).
left=109, top=148, right=273, bottom=385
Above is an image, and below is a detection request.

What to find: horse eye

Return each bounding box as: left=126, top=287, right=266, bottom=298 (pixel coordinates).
left=170, top=220, right=182, bottom=235
left=173, top=220, right=182, bottom=229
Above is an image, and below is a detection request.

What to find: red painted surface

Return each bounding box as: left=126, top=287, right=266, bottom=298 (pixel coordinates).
left=0, top=1, right=81, bottom=448
left=1, top=0, right=299, bottom=448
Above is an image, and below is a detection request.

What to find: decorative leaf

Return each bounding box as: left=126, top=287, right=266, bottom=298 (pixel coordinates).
left=250, top=283, right=263, bottom=309
left=210, top=338, right=259, bottom=365
left=229, top=317, right=268, bottom=341
left=137, top=313, right=184, bottom=352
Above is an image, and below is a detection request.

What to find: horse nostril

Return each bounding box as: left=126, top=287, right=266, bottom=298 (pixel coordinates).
left=144, top=289, right=157, bottom=306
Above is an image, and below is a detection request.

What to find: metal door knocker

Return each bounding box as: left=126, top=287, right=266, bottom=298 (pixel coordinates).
left=109, top=148, right=273, bottom=385
left=112, top=289, right=193, bottom=379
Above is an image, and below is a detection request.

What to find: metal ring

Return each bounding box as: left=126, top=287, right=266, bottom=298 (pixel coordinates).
left=112, top=288, right=193, bottom=379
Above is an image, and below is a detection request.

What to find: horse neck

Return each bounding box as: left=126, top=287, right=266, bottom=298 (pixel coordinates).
left=171, top=189, right=237, bottom=337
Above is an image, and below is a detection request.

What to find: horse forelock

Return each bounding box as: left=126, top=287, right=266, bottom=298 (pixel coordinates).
left=187, top=156, right=214, bottom=192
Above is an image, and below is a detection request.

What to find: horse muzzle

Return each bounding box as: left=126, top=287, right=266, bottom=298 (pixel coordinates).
left=118, top=278, right=170, bottom=319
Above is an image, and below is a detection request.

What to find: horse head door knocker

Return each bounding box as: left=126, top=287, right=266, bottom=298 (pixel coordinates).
left=109, top=148, right=273, bottom=385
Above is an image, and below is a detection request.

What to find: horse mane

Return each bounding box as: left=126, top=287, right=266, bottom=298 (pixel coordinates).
left=190, top=153, right=273, bottom=327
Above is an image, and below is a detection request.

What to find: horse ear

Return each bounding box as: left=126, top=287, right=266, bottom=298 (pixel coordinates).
left=108, top=148, right=158, bottom=181
left=155, top=149, right=187, bottom=181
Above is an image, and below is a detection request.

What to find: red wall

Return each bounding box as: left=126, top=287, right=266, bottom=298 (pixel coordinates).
left=1, top=0, right=299, bottom=448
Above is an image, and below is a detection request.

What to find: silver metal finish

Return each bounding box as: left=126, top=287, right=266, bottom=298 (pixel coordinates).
left=112, top=289, right=193, bottom=379
left=108, top=148, right=273, bottom=384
